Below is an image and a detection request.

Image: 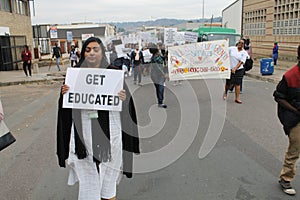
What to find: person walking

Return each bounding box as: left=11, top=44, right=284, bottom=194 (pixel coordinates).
left=273, top=42, right=279, bottom=66
left=274, top=45, right=300, bottom=196
left=223, top=39, right=248, bottom=104
left=131, top=44, right=144, bottom=86
left=52, top=43, right=62, bottom=71
left=149, top=47, right=169, bottom=108
left=21, top=45, right=32, bottom=77
left=69, top=45, right=78, bottom=67
left=57, top=37, right=140, bottom=200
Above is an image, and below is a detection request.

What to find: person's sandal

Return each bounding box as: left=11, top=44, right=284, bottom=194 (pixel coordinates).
left=235, top=99, right=242, bottom=104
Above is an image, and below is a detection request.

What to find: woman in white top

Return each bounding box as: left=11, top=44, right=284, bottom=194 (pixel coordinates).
left=223, top=39, right=248, bottom=104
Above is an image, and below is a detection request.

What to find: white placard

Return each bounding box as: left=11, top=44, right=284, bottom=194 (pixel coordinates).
left=168, top=40, right=230, bottom=80
left=63, top=68, right=124, bottom=111
left=175, top=32, right=186, bottom=45
left=164, top=28, right=177, bottom=46
left=115, top=44, right=126, bottom=58
left=142, top=49, right=152, bottom=63
left=184, top=31, right=198, bottom=43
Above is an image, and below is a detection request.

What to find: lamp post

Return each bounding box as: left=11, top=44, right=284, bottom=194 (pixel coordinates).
left=202, top=0, right=204, bottom=25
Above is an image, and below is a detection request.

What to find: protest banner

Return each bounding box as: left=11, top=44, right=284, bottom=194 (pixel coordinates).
left=63, top=68, right=124, bottom=111
left=168, top=40, right=230, bottom=80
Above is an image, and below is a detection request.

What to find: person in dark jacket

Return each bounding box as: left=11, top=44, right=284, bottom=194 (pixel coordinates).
left=131, top=44, right=144, bottom=86
left=57, top=37, right=140, bottom=200
left=52, top=43, right=62, bottom=71
left=21, top=45, right=32, bottom=77
left=274, top=45, right=300, bottom=196
left=149, top=48, right=169, bottom=108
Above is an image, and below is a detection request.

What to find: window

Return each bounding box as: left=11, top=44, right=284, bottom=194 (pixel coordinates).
left=0, top=0, right=12, bottom=12
left=15, top=0, right=29, bottom=16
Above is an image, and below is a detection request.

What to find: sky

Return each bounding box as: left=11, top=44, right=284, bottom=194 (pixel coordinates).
left=30, top=0, right=235, bottom=25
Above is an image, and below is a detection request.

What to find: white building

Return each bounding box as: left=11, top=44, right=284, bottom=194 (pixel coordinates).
left=222, top=0, right=243, bottom=35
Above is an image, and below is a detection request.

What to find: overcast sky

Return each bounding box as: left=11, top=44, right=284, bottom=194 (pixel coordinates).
left=30, top=0, right=235, bottom=25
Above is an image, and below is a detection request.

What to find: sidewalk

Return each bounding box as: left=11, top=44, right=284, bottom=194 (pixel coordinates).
left=245, top=59, right=296, bottom=84
left=0, top=63, right=68, bottom=87
left=0, top=59, right=297, bottom=87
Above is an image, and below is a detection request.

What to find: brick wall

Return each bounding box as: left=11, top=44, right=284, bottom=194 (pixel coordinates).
left=0, top=11, right=33, bottom=49
left=243, top=0, right=300, bottom=61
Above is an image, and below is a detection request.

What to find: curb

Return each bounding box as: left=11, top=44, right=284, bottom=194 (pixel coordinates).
left=245, top=73, right=280, bottom=84
left=0, top=77, right=65, bottom=87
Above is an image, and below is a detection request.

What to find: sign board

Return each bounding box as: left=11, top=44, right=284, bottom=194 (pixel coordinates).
left=0, top=26, right=10, bottom=36
left=184, top=31, right=198, bottom=43
left=142, top=49, right=152, bottom=63
left=168, top=40, right=230, bottom=80
left=114, top=44, right=126, bottom=58
left=175, top=32, right=186, bottom=45
left=66, top=31, right=73, bottom=42
left=63, top=68, right=124, bottom=111
left=82, top=33, right=95, bottom=41
left=50, top=25, right=58, bottom=39
left=164, top=28, right=177, bottom=46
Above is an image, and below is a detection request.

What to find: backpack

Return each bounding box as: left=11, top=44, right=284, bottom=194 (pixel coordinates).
left=244, top=58, right=253, bottom=71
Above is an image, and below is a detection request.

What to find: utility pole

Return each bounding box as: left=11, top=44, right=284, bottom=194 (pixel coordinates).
left=202, top=0, right=205, bottom=25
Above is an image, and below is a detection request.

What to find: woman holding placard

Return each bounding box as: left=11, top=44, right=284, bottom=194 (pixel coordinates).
left=57, top=37, right=140, bottom=200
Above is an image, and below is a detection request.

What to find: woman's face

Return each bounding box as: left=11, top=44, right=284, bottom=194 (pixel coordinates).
left=237, top=40, right=244, bottom=50
left=84, top=41, right=102, bottom=68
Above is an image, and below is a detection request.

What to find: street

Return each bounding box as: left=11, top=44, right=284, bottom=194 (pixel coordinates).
left=0, top=76, right=298, bottom=200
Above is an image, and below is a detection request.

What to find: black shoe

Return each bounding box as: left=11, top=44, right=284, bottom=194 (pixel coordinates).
left=158, top=104, right=167, bottom=108
left=133, top=81, right=137, bottom=85
left=279, top=179, right=296, bottom=195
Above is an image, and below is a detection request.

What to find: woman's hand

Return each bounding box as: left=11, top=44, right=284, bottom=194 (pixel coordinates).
left=118, top=90, right=126, bottom=101
left=164, top=74, right=170, bottom=81
left=61, top=84, right=70, bottom=95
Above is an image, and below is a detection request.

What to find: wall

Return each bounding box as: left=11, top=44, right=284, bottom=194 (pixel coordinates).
left=0, top=11, right=33, bottom=48
left=243, top=0, right=300, bottom=61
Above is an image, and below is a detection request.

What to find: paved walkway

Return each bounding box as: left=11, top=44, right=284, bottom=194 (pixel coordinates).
left=0, top=59, right=298, bottom=87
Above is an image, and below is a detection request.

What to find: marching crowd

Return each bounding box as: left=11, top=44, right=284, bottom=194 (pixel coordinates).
left=5, top=37, right=299, bottom=199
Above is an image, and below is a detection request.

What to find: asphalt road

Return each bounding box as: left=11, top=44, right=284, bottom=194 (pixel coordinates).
left=0, top=76, right=298, bottom=200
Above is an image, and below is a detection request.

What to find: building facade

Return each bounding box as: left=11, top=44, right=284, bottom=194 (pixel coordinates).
left=32, top=23, right=116, bottom=58
left=243, top=0, right=300, bottom=60
left=0, top=0, right=33, bottom=71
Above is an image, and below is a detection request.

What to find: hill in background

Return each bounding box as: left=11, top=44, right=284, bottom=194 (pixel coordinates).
left=112, top=17, right=222, bottom=31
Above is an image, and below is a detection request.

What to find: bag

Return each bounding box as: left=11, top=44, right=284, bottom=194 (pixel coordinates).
left=244, top=58, right=253, bottom=71
left=0, top=120, right=16, bottom=151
